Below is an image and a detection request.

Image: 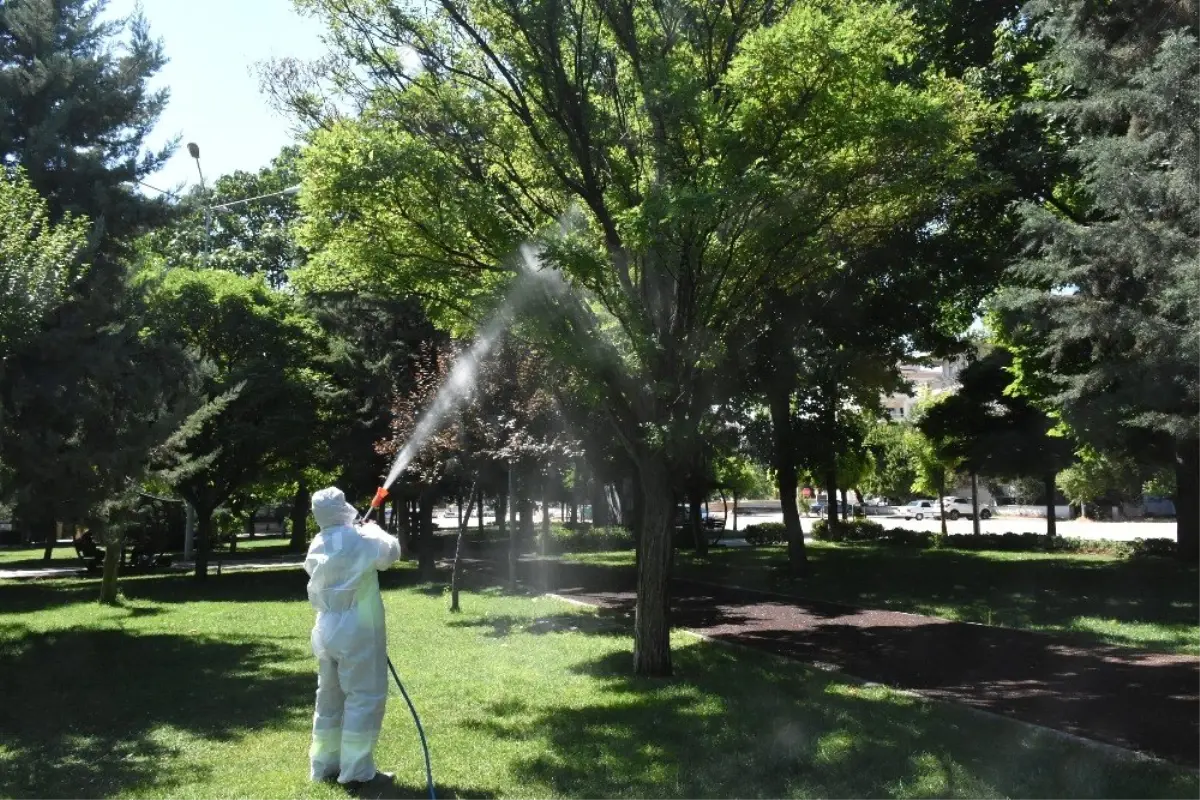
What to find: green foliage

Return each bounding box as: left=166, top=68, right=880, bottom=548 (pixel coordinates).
left=862, top=422, right=923, bottom=500
left=918, top=349, right=1074, bottom=481
left=145, top=269, right=321, bottom=523
left=996, top=3, right=1198, bottom=461
left=286, top=0, right=990, bottom=458
left=811, top=518, right=886, bottom=543
left=143, top=148, right=304, bottom=288
left=743, top=522, right=787, bottom=546
left=548, top=524, right=634, bottom=553
left=0, top=0, right=174, bottom=246
left=0, top=170, right=88, bottom=357
left=811, top=523, right=1178, bottom=559
left=1055, top=447, right=1143, bottom=506
left=0, top=0, right=180, bottom=555
left=712, top=454, right=773, bottom=500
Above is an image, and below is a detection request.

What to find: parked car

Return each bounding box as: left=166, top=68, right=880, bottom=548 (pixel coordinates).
left=896, top=499, right=938, bottom=520
left=897, top=497, right=992, bottom=520
left=941, top=497, right=993, bottom=520
left=1143, top=496, right=1176, bottom=518
left=811, top=499, right=864, bottom=517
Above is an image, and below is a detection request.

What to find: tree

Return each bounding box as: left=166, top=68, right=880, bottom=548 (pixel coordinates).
left=0, top=0, right=173, bottom=243
left=996, top=1, right=1199, bottom=558
left=0, top=169, right=87, bottom=361
left=147, top=268, right=320, bottom=579
left=712, top=453, right=771, bottom=534
left=0, top=0, right=177, bottom=565
left=919, top=349, right=1074, bottom=535
left=283, top=0, right=986, bottom=676
left=1056, top=446, right=1143, bottom=518
left=862, top=422, right=923, bottom=502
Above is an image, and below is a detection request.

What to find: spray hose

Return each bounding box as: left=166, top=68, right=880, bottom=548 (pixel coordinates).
left=387, top=656, right=436, bottom=800
left=363, top=484, right=435, bottom=799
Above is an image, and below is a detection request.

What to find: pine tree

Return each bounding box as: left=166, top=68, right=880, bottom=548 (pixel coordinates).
left=0, top=0, right=174, bottom=241
left=998, top=0, right=1199, bottom=558
left=0, top=0, right=179, bottom=565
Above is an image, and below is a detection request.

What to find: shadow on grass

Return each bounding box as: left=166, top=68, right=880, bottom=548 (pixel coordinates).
left=345, top=776, right=496, bottom=800
left=0, top=579, right=100, bottom=614
left=446, top=612, right=628, bottom=639
left=0, top=624, right=313, bottom=799
left=481, top=642, right=1198, bottom=799
left=678, top=544, right=1200, bottom=652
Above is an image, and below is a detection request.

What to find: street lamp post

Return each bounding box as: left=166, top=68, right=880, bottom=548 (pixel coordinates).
left=186, top=143, right=211, bottom=267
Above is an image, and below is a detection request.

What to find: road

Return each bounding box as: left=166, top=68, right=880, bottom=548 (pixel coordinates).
left=720, top=509, right=1176, bottom=542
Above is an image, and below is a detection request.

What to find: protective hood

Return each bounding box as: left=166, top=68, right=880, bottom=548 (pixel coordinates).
left=312, top=486, right=359, bottom=530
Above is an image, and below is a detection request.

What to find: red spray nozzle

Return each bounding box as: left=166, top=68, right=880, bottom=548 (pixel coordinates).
left=370, top=486, right=390, bottom=509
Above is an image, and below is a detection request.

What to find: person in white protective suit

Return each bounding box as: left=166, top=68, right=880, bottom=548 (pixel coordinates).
left=304, top=486, right=402, bottom=786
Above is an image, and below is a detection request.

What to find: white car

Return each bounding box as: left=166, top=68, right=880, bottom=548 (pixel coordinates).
left=941, top=497, right=993, bottom=520
left=896, top=498, right=993, bottom=521
left=896, top=499, right=938, bottom=520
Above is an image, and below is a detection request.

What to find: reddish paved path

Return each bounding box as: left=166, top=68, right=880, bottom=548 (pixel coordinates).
left=499, top=557, right=1200, bottom=767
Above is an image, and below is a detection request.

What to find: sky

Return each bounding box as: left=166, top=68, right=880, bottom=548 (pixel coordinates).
left=104, top=0, right=330, bottom=196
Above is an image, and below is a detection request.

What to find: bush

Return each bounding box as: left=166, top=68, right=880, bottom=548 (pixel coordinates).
left=547, top=525, right=634, bottom=553
left=1127, top=537, right=1178, bottom=559
left=811, top=518, right=885, bottom=543
left=744, top=522, right=787, bottom=545
left=810, top=524, right=1178, bottom=559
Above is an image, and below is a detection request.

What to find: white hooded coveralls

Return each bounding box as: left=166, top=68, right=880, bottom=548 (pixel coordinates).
left=305, top=487, right=402, bottom=783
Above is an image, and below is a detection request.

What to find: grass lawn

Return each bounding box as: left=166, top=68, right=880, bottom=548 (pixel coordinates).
left=0, top=568, right=1196, bottom=799
left=565, top=543, right=1200, bottom=655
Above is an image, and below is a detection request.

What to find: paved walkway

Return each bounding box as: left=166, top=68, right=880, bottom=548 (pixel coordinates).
left=0, top=554, right=305, bottom=580
left=505, top=558, right=1200, bottom=768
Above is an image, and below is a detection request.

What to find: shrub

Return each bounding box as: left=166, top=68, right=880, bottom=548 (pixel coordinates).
left=811, top=518, right=885, bottom=543
left=811, top=525, right=1177, bottom=559
left=743, top=522, right=787, bottom=545
left=547, top=525, right=634, bottom=553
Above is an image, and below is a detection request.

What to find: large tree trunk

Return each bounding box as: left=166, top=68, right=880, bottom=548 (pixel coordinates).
left=1045, top=472, right=1057, bottom=538
left=194, top=509, right=213, bottom=580
left=970, top=471, right=981, bottom=536
left=288, top=478, right=309, bottom=552
left=418, top=490, right=435, bottom=582
left=733, top=492, right=739, bottom=534
left=496, top=490, right=508, bottom=537
left=767, top=379, right=807, bottom=573
left=633, top=459, right=673, bottom=677
left=98, top=524, right=122, bottom=605
left=477, top=492, right=485, bottom=533
left=1174, top=439, right=1198, bottom=561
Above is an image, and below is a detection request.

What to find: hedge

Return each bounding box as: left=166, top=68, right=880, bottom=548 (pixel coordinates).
left=804, top=519, right=1177, bottom=558
left=743, top=522, right=787, bottom=545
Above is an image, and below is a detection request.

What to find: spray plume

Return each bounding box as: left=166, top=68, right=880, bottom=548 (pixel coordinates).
left=380, top=245, right=560, bottom=490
